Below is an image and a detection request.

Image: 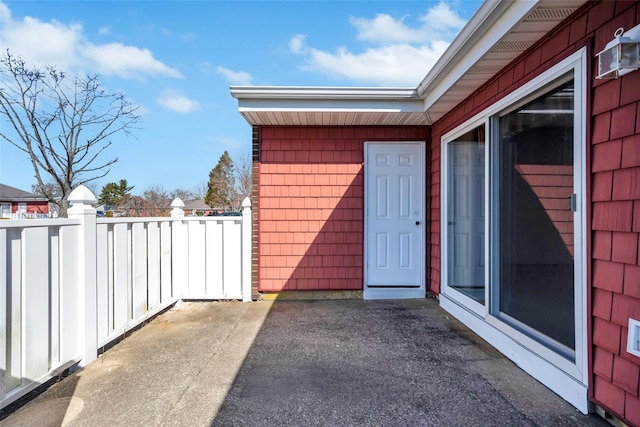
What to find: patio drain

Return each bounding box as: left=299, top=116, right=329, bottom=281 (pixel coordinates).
left=0, top=397, right=84, bottom=427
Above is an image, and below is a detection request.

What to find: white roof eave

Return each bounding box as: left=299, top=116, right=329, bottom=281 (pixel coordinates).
left=230, top=86, right=427, bottom=126
left=419, top=0, right=587, bottom=123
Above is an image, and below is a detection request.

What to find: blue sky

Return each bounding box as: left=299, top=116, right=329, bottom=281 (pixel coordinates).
left=0, top=0, right=483, bottom=197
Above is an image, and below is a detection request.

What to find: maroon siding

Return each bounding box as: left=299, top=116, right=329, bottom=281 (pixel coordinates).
left=429, top=1, right=640, bottom=423
left=11, top=201, right=48, bottom=214
left=257, top=126, right=429, bottom=292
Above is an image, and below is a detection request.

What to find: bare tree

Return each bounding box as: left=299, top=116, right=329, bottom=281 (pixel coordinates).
left=31, top=181, right=60, bottom=200
left=192, top=182, right=208, bottom=200
left=234, top=152, right=252, bottom=206
left=137, top=185, right=195, bottom=217
left=121, top=194, right=150, bottom=217
left=142, top=185, right=172, bottom=216
left=171, top=187, right=195, bottom=202
left=31, top=180, right=61, bottom=216
left=0, top=51, right=140, bottom=216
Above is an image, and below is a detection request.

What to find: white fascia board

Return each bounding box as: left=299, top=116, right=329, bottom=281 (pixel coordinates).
left=236, top=98, right=426, bottom=114
left=230, top=86, right=418, bottom=100
left=418, top=0, right=539, bottom=109
left=232, top=86, right=425, bottom=115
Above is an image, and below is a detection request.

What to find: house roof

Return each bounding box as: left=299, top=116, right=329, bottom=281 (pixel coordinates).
left=184, top=199, right=210, bottom=210
left=0, top=183, right=48, bottom=202
left=231, top=0, right=587, bottom=127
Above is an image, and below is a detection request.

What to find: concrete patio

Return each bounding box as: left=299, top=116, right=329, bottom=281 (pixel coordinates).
left=0, top=298, right=607, bottom=426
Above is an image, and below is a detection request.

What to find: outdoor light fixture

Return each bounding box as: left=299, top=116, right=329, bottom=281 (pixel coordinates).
left=596, top=24, right=640, bottom=79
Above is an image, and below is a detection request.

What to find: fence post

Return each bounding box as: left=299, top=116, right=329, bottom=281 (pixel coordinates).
left=170, top=198, right=185, bottom=218
left=170, top=198, right=187, bottom=299
left=241, top=197, right=252, bottom=302
left=68, top=185, right=98, bottom=367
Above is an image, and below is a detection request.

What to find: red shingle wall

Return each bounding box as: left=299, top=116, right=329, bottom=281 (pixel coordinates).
left=10, top=201, right=48, bottom=214
left=258, top=126, right=429, bottom=292
left=429, top=1, right=640, bottom=424
left=590, top=2, right=640, bottom=422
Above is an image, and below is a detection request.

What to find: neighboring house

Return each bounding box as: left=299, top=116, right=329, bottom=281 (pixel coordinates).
left=0, top=183, right=49, bottom=219
left=184, top=199, right=211, bottom=216
left=231, top=1, right=640, bottom=425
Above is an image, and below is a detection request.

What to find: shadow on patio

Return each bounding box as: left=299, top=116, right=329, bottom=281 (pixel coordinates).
left=0, top=299, right=606, bottom=426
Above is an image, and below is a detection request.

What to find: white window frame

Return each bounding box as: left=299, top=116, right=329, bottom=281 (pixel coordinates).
left=441, top=118, right=489, bottom=318
left=440, top=47, right=588, bottom=413
left=0, top=203, right=10, bottom=218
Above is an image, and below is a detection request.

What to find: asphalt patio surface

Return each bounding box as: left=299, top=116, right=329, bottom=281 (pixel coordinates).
left=0, top=298, right=608, bottom=426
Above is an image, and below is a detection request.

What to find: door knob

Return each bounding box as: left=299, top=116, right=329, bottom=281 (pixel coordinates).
left=415, top=221, right=421, bottom=225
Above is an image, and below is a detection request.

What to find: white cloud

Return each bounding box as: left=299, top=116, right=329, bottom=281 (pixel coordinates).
left=421, top=2, right=467, bottom=34
left=303, top=42, right=449, bottom=86
left=0, top=2, right=182, bottom=80
left=288, top=34, right=306, bottom=53
left=0, top=2, right=10, bottom=24
left=350, top=14, right=425, bottom=44
left=157, top=90, right=201, bottom=113
left=216, top=66, right=253, bottom=86
left=289, top=1, right=467, bottom=86
left=82, top=43, right=184, bottom=79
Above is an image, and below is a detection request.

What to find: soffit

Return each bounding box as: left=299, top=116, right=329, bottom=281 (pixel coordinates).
left=421, top=0, right=588, bottom=123
left=231, top=87, right=429, bottom=126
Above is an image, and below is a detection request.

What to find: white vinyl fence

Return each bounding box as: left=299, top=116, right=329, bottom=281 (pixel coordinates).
left=0, top=186, right=252, bottom=409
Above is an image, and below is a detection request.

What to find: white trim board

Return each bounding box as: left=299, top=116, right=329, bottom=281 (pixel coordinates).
left=440, top=295, right=589, bottom=413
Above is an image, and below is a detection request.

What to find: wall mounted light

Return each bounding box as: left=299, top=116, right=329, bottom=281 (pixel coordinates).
left=596, top=24, right=640, bottom=79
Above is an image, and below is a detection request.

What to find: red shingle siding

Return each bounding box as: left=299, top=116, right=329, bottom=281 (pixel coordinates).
left=594, top=376, right=626, bottom=416
left=594, top=346, right=614, bottom=380
left=592, top=139, right=622, bottom=172
left=626, top=393, right=640, bottom=427
left=428, top=1, right=640, bottom=423
left=621, top=134, right=640, bottom=169
left=258, top=126, right=428, bottom=292
left=584, top=1, right=640, bottom=422
left=592, top=171, right=613, bottom=201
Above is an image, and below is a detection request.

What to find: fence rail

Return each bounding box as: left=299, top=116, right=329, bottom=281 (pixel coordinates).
left=0, top=186, right=252, bottom=409
left=1, top=212, right=55, bottom=220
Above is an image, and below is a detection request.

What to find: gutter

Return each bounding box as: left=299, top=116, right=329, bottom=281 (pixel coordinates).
left=230, top=86, right=419, bottom=100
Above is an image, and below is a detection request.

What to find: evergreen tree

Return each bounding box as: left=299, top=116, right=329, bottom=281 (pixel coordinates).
left=205, top=151, right=237, bottom=210
left=98, top=179, right=133, bottom=208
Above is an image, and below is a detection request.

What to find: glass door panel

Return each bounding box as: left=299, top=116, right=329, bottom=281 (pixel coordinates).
left=496, top=80, right=575, bottom=357
left=447, top=126, right=485, bottom=304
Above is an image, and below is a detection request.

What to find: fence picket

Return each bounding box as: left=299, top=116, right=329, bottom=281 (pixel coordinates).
left=0, top=188, right=251, bottom=409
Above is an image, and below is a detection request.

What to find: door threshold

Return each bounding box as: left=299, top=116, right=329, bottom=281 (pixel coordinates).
left=364, top=287, right=425, bottom=300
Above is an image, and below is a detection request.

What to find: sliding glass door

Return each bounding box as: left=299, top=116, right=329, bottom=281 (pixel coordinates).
left=443, top=73, right=582, bottom=363
left=447, top=126, right=486, bottom=307
left=493, top=80, right=576, bottom=359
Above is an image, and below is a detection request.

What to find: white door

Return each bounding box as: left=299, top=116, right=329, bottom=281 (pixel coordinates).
left=364, top=142, right=425, bottom=300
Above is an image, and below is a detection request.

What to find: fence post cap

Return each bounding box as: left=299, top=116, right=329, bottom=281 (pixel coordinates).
left=171, top=197, right=185, bottom=208
left=171, top=197, right=185, bottom=217
left=68, top=185, right=97, bottom=207
left=242, top=197, right=251, bottom=208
